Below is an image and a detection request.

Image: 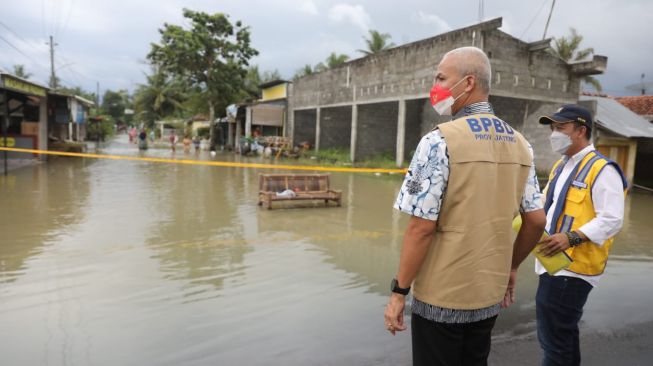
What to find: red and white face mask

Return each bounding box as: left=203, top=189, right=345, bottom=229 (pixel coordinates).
left=429, top=77, right=468, bottom=116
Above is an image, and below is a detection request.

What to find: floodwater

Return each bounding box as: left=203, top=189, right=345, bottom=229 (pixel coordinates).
left=1, top=135, right=652, bottom=365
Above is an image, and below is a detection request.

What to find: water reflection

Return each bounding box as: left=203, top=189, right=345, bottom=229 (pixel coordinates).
left=0, top=135, right=651, bottom=365
left=0, top=158, right=92, bottom=284
left=143, top=163, right=252, bottom=298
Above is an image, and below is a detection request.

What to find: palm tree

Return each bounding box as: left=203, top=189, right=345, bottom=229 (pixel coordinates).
left=357, top=30, right=395, bottom=56
left=12, top=64, right=32, bottom=79
left=550, top=28, right=602, bottom=92
left=325, top=52, right=349, bottom=68
left=293, top=64, right=314, bottom=79
left=133, top=68, right=186, bottom=127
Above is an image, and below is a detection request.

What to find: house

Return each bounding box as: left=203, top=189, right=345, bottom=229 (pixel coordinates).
left=580, top=95, right=653, bottom=185
left=0, top=71, right=49, bottom=164
left=616, top=95, right=653, bottom=123
left=226, top=80, right=291, bottom=151
left=48, top=92, right=94, bottom=143
left=289, top=17, right=607, bottom=171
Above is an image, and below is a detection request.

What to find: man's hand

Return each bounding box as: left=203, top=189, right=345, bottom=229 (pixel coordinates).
left=384, top=293, right=408, bottom=335
left=501, top=269, right=517, bottom=308
left=538, top=233, right=571, bottom=257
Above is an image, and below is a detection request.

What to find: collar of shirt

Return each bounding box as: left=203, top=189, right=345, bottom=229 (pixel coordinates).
left=565, top=144, right=596, bottom=166
left=453, top=101, right=494, bottom=119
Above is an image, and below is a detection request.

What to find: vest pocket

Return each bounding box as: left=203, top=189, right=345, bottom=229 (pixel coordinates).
left=565, top=188, right=587, bottom=217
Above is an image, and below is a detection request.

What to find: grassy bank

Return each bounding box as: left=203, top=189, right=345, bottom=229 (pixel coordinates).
left=298, top=148, right=405, bottom=171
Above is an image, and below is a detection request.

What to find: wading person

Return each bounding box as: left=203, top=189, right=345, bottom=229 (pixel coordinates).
left=384, top=46, right=546, bottom=366
left=536, top=105, right=627, bottom=366
left=169, top=131, right=177, bottom=152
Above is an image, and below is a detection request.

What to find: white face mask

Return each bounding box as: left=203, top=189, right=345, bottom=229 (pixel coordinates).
left=430, top=77, right=468, bottom=116
left=549, top=130, right=572, bottom=155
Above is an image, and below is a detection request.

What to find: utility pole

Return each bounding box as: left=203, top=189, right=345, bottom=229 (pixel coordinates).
left=3, top=90, right=7, bottom=175
left=543, top=0, right=556, bottom=40
left=478, top=0, right=485, bottom=22
left=48, top=35, right=58, bottom=89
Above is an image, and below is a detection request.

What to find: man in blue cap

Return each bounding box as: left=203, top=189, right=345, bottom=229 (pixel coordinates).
left=537, top=104, right=628, bottom=366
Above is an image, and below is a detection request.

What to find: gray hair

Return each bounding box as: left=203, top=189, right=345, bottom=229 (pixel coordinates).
left=444, top=47, right=492, bottom=95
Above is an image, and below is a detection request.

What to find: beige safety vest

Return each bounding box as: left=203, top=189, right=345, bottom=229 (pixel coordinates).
left=412, top=113, right=532, bottom=310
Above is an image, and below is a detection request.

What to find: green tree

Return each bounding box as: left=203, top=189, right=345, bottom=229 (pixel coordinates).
left=312, top=53, right=349, bottom=74
left=101, top=89, right=131, bottom=122
left=261, top=69, right=282, bottom=83
left=550, top=28, right=602, bottom=92
left=314, top=62, right=327, bottom=73
left=357, top=30, right=395, bottom=55
left=133, top=68, right=186, bottom=127
left=147, top=8, right=258, bottom=149
left=242, top=65, right=262, bottom=98
left=325, top=52, right=349, bottom=68
left=12, top=64, right=32, bottom=79
left=293, top=64, right=314, bottom=79
left=240, top=66, right=282, bottom=99
left=57, top=86, right=96, bottom=103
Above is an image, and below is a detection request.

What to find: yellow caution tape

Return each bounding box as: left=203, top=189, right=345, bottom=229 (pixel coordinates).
left=0, top=147, right=408, bottom=174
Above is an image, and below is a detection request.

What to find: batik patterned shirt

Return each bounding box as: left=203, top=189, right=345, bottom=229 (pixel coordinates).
left=393, top=102, right=543, bottom=323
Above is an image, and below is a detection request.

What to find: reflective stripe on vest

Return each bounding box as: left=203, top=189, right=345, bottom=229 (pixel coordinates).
left=545, top=150, right=628, bottom=275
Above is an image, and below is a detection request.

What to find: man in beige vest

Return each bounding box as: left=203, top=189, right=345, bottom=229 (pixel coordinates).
left=384, top=46, right=546, bottom=366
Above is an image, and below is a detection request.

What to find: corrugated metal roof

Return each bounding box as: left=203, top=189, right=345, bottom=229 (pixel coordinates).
left=580, top=95, right=653, bottom=138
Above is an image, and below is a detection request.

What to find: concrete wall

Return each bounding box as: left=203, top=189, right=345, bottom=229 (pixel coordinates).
left=356, top=102, right=398, bottom=160
left=291, top=24, right=579, bottom=111
left=293, top=109, right=316, bottom=147
left=320, top=106, right=351, bottom=150
left=289, top=18, right=589, bottom=164
left=404, top=99, right=425, bottom=159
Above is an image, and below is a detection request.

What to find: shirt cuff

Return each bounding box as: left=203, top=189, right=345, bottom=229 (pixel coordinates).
left=393, top=204, right=439, bottom=221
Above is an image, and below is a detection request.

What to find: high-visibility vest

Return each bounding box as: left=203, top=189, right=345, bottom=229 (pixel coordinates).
left=544, top=150, right=628, bottom=275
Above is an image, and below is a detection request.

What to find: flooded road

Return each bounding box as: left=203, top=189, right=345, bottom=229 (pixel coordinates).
left=1, top=135, right=652, bottom=365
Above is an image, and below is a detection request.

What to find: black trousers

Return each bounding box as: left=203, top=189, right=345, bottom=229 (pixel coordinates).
left=411, top=313, right=498, bottom=366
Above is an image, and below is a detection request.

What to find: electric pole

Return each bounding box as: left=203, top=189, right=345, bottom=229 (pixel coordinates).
left=543, top=0, right=556, bottom=40
left=48, top=35, right=58, bottom=89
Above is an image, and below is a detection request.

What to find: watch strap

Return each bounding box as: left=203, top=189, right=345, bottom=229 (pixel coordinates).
left=391, top=278, right=410, bottom=295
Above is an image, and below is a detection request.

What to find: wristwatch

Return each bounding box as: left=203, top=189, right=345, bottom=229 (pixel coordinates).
left=391, top=278, right=411, bottom=296
left=565, top=231, right=583, bottom=247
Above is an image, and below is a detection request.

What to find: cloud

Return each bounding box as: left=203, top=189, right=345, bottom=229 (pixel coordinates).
left=299, top=0, right=318, bottom=15
left=328, top=4, right=371, bottom=31
left=416, top=10, right=451, bottom=32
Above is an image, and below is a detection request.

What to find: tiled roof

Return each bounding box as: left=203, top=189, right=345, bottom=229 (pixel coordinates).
left=580, top=95, right=653, bottom=138
left=616, top=95, right=653, bottom=116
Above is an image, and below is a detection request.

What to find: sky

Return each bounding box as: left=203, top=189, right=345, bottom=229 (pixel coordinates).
left=1, top=0, right=652, bottom=98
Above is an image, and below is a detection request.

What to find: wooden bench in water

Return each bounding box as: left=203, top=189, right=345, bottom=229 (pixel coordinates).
left=258, top=174, right=342, bottom=209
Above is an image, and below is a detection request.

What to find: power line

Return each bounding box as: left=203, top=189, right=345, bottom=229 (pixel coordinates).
left=0, top=34, right=51, bottom=73
left=41, top=0, right=46, bottom=38
left=520, top=0, right=549, bottom=39
left=59, top=0, right=75, bottom=42
left=0, top=21, right=50, bottom=58
left=542, top=0, right=557, bottom=40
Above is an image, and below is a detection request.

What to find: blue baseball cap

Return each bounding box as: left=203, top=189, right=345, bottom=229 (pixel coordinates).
left=539, top=104, right=593, bottom=130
